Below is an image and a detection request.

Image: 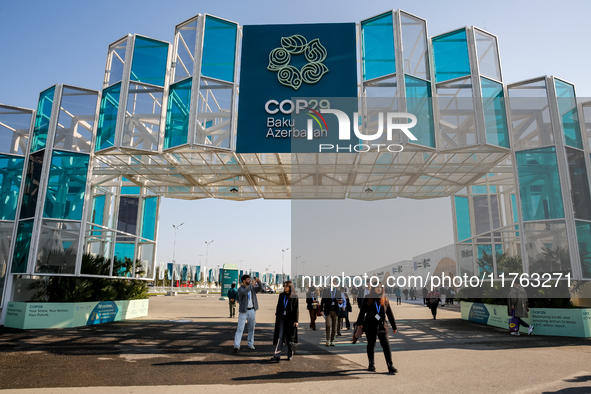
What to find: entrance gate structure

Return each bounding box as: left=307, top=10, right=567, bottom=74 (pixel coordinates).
left=1, top=10, right=591, bottom=323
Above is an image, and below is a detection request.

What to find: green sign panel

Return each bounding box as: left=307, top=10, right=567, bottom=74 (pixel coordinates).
left=220, top=263, right=239, bottom=299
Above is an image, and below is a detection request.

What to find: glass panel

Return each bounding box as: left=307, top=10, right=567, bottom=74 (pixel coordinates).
left=54, top=87, right=98, bottom=153
left=473, top=195, right=490, bottom=235
left=454, top=196, right=471, bottom=241
left=117, top=196, right=139, bottom=237
left=130, top=36, right=169, bottom=87
left=20, top=150, right=44, bottom=219
left=405, top=75, right=435, bottom=147
left=202, top=16, right=237, bottom=83
left=35, top=220, right=80, bottom=274
left=481, top=77, right=509, bottom=148
left=137, top=243, right=154, bottom=278
left=511, top=194, right=518, bottom=224
left=362, top=77, right=398, bottom=144
left=477, top=244, right=493, bottom=275
left=122, top=83, right=163, bottom=151
left=164, top=78, right=192, bottom=149
left=472, top=185, right=487, bottom=194
left=0, top=222, right=14, bottom=304
left=516, top=147, right=564, bottom=221
left=0, top=155, right=25, bottom=220
left=83, top=222, right=114, bottom=276
left=91, top=195, right=105, bottom=235
left=507, top=79, right=554, bottom=150
left=490, top=195, right=501, bottom=230
left=566, top=148, right=591, bottom=220
left=141, top=196, right=157, bottom=241
left=437, top=77, right=476, bottom=149
left=95, top=82, right=120, bottom=151
left=11, top=219, right=34, bottom=273
left=31, top=87, right=55, bottom=153
left=361, top=12, right=395, bottom=81
left=107, top=40, right=127, bottom=87
left=121, top=177, right=140, bottom=195
left=196, top=78, right=232, bottom=148
left=575, top=220, right=591, bottom=278
left=400, top=13, right=428, bottom=80
left=174, top=19, right=198, bottom=83
left=555, top=79, right=583, bottom=149
left=583, top=104, right=591, bottom=151
left=432, top=29, right=470, bottom=83
left=114, top=243, right=135, bottom=277
left=524, top=221, right=571, bottom=275
left=474, top=30, right=501, bottom=81
left=43, top=151, right=89, bottom=221
left=0, top=106, right=32, bottom=155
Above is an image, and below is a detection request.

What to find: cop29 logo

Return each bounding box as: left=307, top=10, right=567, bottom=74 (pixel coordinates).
left=267, top=35, right=329, bottom=90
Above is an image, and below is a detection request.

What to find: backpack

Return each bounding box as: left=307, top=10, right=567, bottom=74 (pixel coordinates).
left=429, top=295, right=439, bottom=305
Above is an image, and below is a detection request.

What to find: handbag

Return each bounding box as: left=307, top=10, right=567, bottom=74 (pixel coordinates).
left=352, top=323, right=364, bottom=344
left=509, top=310, right=519, bottom=332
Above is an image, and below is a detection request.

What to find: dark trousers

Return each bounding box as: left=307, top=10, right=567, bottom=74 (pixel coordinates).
left=517, top=317, right=529, bottom=328
left=429, top=303, right=439, bottom=317
left=366, top=330, right=393, bottom=365
left=308, top=309, right=317, bottom=330
left=396, top=297, right=401, bottom=305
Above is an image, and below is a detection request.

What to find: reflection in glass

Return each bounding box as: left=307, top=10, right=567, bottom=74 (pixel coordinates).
left=0, top=106, right=32, bottom=156
left=130, top=36, right=169, bottom=87
left=31, top=87, right=55, bottom=153
left=165, top=78, right=192, bottom=149
left=96, top=83, right=120, bottom=151
left=12, top=219, right=34, bottom=273
left=35, top=220, right=81, bottom=274
left=474, top=30, right=501, bottom=81
left=400, top=13, right=428, bottom=80
left=202, top=16, right=237, bottom=83
left=555, top=79, right=583, bottom=149
left=432, top=29, right=470, bottom=83
left=481, top=77, right=509, bottom=148
left=0, top=155, right=24, bottom=220
left=20, top=150, right=44, bottom=219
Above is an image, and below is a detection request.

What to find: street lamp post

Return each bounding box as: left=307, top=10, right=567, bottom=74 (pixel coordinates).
left=198, top=255, right=203, bottom=288
left=281, top=248, right=289, bottom=284
left=170, top=222, right=184, bottom=295
left=294, top=255, right=301, bottom=288
left=301, top=260, right=307, bottom=290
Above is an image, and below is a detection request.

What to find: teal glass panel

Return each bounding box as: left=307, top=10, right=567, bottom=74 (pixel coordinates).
left=481, top=77, right=509, bottom=148
left=20, top=150, right=44, bottom=219
left=405, top=75, right=435, bottom=147
left=361, top=12, right=395, bottom=81
left=130, top=36, right=169, bottom=87
left=164, top=78, right=192, bottom=149
left=30, top=86, right=55, bottom=152
left=566, top=148, right=591, bottom=220
left=114, top=242, right=135, bottom=277
left=477, top=244, right=493, bottom=275
left=489, top=185, right=497, bottom=193
left=555, top=79, right=583, bottom=149
left=511, top=194, right=518, bottom=223
left=202, top=16, right=237, bottom=83
left=121, top=177, right=140, bottom=195
left=454, top=196, right=471, bottom=241
left=472, top=185, right=487, bottom=194
left=432, top=29, right=470, bottom=83
left=11, top=219, right=34, bottom=273
left=0, top=154, right=25, bottom=220
left=91, top=195, right=105, bottom=236
left=141, top=197, right=157, bottom=241
left=43, top=151, right=89, bottom=221
left=575, top=220, right=591, bottom=278
left=495, top=244, right=504, bottom=255
left=516, top=147, right=564, bottom=221
left=96, top=83, right=120, bottom=151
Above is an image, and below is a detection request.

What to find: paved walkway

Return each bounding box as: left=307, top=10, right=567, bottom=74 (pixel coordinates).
left=1, top=294, right=590, bottom=393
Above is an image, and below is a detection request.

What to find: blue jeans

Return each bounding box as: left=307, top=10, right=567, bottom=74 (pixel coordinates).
left=234, top=309, right=256, bottom=348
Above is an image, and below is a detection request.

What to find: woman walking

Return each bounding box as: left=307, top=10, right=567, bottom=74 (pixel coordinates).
left=426, top=288, right=441, bottom=320
left=306, top=285, right=318, bottom=330
left=271, top=281, right=299, bottom=362
left=356, top=284, right=398, bottom=374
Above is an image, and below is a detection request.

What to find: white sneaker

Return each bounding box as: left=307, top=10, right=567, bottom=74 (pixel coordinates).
left=528, top=326, right=534, bottom=336
left=511, top=331, right=520, bottom=336
left=330, top=340, right=336, bottom=346
left=248, top=345, right=255, bottom=350
left=326, top=340, right=330, bottom=346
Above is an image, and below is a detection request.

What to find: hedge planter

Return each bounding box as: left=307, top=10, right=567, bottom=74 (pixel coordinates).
left=461, top=302, right=591, bottom=338
left=4, top=299, right=149, bottom=329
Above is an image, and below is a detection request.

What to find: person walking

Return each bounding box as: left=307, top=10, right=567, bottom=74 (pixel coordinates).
left=422, top=286, right=429, bottom=306
left=233, top=275, right=262, bottom=352
left=270, top=281, right=299, bottom=362
left=343, top=286, right=352, bottom=330
left=228, top=283, right=238, bottom=318
left=357, top=286, right=367, bottom=309
left=337, top=287, right=350, bottom=335
left=356, top=284, right=398, bottom=375
left=395, top=287, right=402, bottom=305
left=507, top=283, right=534, bottom=336
left=426, top=288, right=441, bottom=319
left=449, top=288, right=455, bottom=305
left=306, top=285, right=319, bottom=330
left=321, top=287, right=342, bottom=346
left=403, top=288, right=409, bottom=300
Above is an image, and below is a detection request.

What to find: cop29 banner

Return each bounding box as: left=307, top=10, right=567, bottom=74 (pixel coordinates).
left=236, top=23, right=357, bottom=153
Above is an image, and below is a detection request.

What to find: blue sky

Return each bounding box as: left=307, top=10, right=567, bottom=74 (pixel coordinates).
left=2, top=0, right=589, bottom=275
